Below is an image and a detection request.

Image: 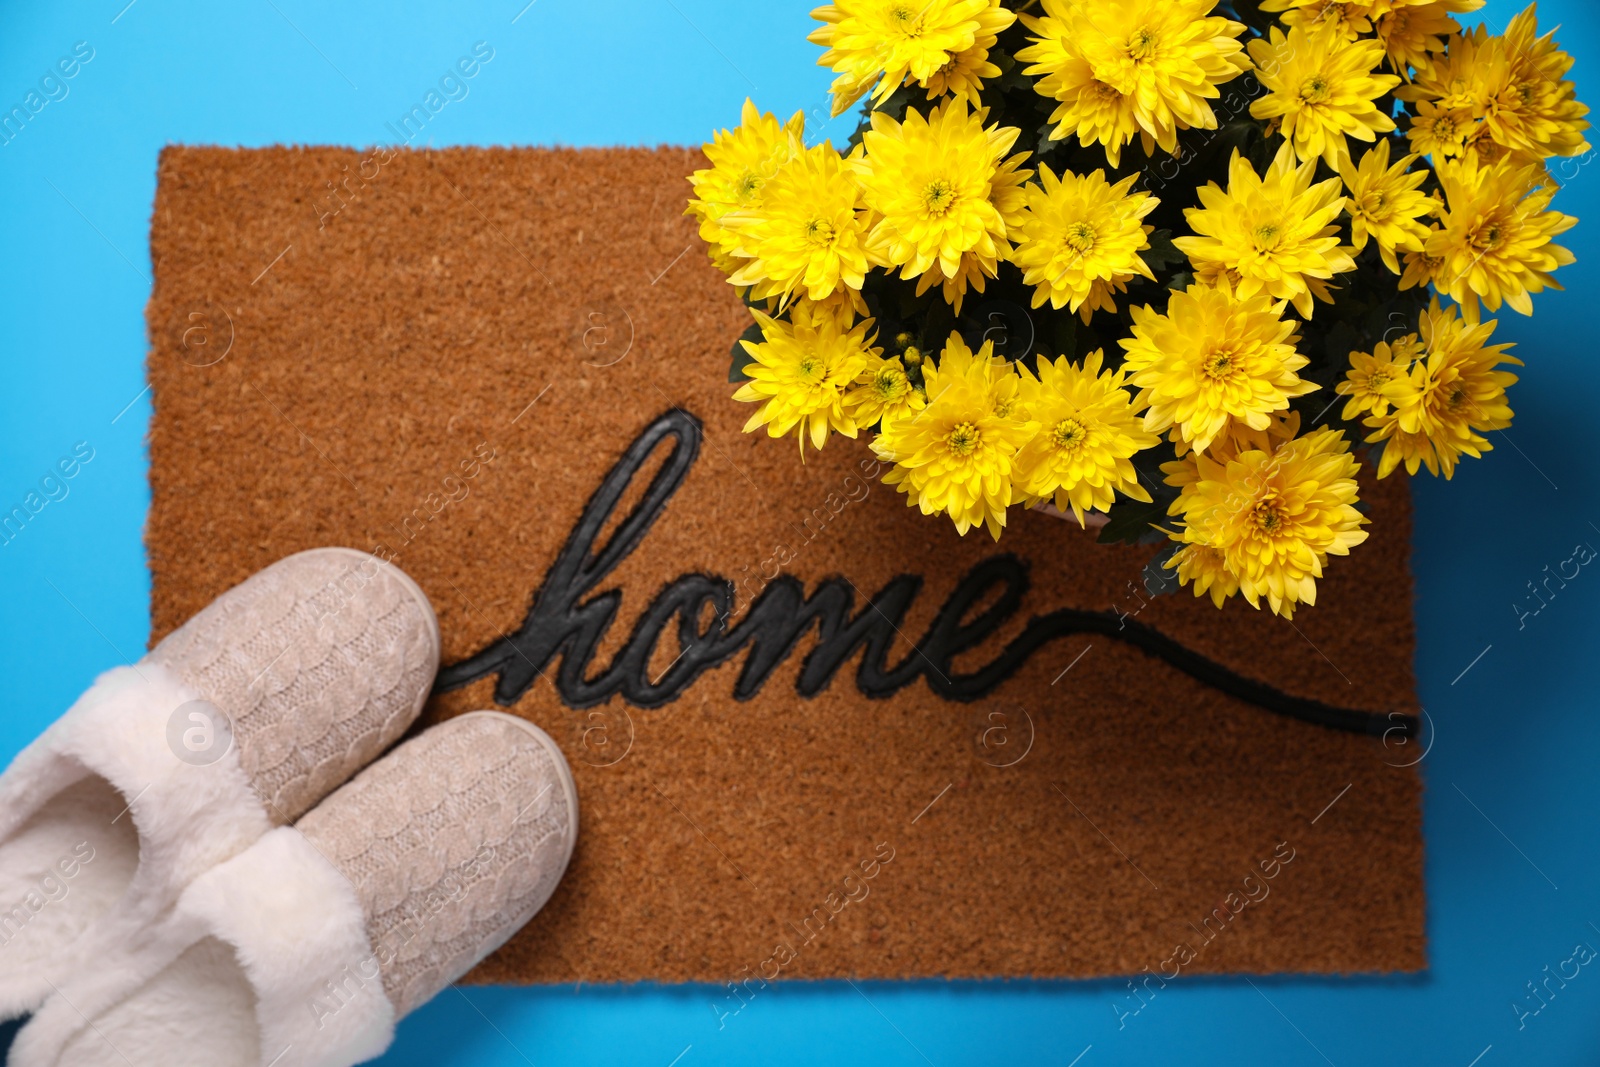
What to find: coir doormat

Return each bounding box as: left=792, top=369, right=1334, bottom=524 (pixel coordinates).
left=145, top=145, right=1425, bottom=985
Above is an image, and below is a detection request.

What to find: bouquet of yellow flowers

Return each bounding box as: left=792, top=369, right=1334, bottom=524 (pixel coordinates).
left=685, top=0, right=1588, bottom=619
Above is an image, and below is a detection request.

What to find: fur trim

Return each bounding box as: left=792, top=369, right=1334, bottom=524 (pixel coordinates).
left=12, top=828, right=395, bottom=1067
left=0, top=664, right=273, bottom=1019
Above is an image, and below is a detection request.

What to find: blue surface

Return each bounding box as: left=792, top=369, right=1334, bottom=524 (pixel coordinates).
left=2, top=1, right=1598, bottom=1064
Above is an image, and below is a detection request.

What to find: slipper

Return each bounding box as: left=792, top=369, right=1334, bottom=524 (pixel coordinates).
left=0, top=548, right=440, bottom=1020
left=10, top=711, right=579, bottom=1067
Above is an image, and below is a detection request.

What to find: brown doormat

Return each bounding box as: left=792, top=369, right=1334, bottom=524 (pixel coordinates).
left=145, top=145, right=1425, bottom=986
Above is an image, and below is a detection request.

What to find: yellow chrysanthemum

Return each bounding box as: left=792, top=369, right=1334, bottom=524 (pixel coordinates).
left=1426, top=153, right=1577, bottom=316
left=1404, top=98, right=1474, bottom=159
left=843, top=354, right=926, bottom=429
left=1376, top=2, right=1484, bottom=77
left=919, top=0, right=1011, bottom=106
left=1077, top=276, right=1136, bottom=326
left=1262, top=0, right=1380, bottom=38
left=1364, top=299, right=1520, bottom=478
left=733, top=303, right=878, bottom=453
left=1121, top=282, right=1316, bottom=455
left=1340, top=140, right=1435, bottom=273
left=1174, top=144, right=1357, bottom=319
left=723, top=139, right=871, bottom=307
left=1017, top=0, right=1250, bottom=168
left=1336, top=334, right=1421, bottom=420
left=1401, top=5, right=1591, bottom=165
left=872, top=333, right=1035, bottom=538
left=1262, top=0, right=1485, bottom=70
left=853, top=98, right=1029, bottom=309
left=1460, top=135, right=1538, bottom=171
left=911, top=148, right=1032, bottom=314
left=1219, top=407, right=1304, bottom=457
left=1495, top=2, right=1592, bottom=160
left=1011, top=350, right=1159, bottom=524
left=686, top=100, right=805, bottom=275
left=1022, top=44, right=1141, bottom=168
left=809, top=0, right=1016, bottom=117
left=1399, top=34, right=1505, bottom=156
left=1167, top=427, right=1369, bottom=618
left=1012, top=167, right=1159, bottom=316
left=1249, top=24, right=1400, bottom=171
left=1166, top=543, right=1242, bottom=609
left=1398, top=229, right=1445, bottom=289
left=1161, top=411, right=1303, bottom=486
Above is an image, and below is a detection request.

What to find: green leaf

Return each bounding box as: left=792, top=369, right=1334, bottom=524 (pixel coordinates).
left=1323, top=319, right=1359, bottom=365
left=1143, top=229, right=1185, bottom=272
left=994, top=56, right=1032, bottom=94
left=922, top=299, right=955, bottom=348
left=1096, top=496, right=1169, bottom=546
left=1047, top=307, right=1077, bottom=360
left=728, top=322, right=763, bottom=382
left=1142, top=543, right=1183, bottom=598
left=1035, top=125, right=1063, bottom=160
left=874, top=84, right=916, bottom=124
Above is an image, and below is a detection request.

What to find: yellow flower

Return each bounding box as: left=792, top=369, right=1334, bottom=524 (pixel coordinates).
left=1336, top=335, right=1421, bottom=420
left=853, top=98, right=1029, bottom=309
left=687, top=100, right=805, bottom=274
left=1017, top=0, right=1250, bottom=168
left=1012, top=350, right=1159, bottom=524
left=1461, top=135, right=1539, bottom=171
left=920, top=0, right=1012, bottom=106
left=1263, top=0, right=1486, bottom=71
left=809, top=0, right=1016, bottom=117
left=1249, top=24, right=1400, bottom=171
left=872, top=333, right=1035, bottom=538
left=1012, top=166, right=1159, bottom=317
left=723, top=139, right=872, bottom=307
left=1022, top=37, right=1142, bottom=168
left=1398, top=231, right=1446, bottom=289
left=1174, top=144, right=1356, bottom=319
left=1339, top=140, right=1435, bottom=273
left=1166, top=543, right=1242, bottom=609
left=1402, top=6, right=1592, bottom=164
left=1121, top=282, right=1316, bottom=455
left=1162, top=411, right=1303, bottom=479
left=733, top=302, right=878, bottom=453
left=1364, top=300, right=1520, bottom=478
left=1396, top=28, right=1501, bottom=157
left=1167, top=427, right=1369, bottom=619
left=988, top=148, right=1034, bottom=235
left=1404, top=98, right=1474, bottom=159
left=1483, top=4, right=1592, bottom=161
left=1077, top=276, right=1136, bottom=326
left=1261, top=0, right=1379, bottom=40
left=910, top=147, right=1033, bottom=314
left=844, top=355, right=926, bottom=429
left=1426, top=153, right=1577, bottom=316
left=1376, top=2, right=1483, bottom=76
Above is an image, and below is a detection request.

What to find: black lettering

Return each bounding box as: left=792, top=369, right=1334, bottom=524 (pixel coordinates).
left=436, top=410, right=1415, bottom=738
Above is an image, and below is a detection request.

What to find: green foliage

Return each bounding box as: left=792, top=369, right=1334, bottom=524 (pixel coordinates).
left=1096, top=438, right=1181, bottom=547
left=1142, top=543, right=1184, bottom=599
left=728, top=321, right=763, bottom=382
left=1096, top=495, right=1171, bottom=547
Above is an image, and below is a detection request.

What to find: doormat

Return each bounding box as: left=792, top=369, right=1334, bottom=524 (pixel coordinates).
left=145, top=145, right=1425, bottom=985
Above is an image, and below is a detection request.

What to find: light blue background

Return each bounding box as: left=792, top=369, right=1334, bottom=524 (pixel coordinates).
left=1, top=2, right=1597, bottom=1064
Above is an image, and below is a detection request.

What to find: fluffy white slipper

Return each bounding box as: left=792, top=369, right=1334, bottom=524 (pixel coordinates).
left=0, top=548, right=439, bottom=1020
left=11, top=712, right=579, bottom=1067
